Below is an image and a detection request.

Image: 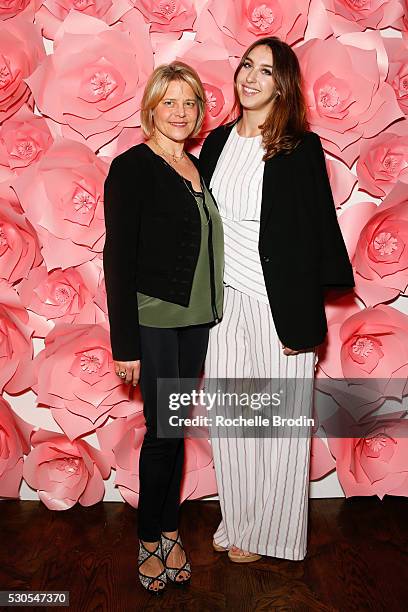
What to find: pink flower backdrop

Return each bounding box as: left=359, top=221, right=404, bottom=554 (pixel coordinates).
left=0, top=0, right=408, bottom=509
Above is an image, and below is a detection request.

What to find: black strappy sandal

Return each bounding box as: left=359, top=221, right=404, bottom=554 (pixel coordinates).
left=161, top=532, right=191, bottom=586
left=138, top=540, right=167, bottom=595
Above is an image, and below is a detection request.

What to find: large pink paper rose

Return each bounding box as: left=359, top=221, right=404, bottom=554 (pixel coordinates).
left=0, top=0, right=42, bottom=20
left=0, top=196, right=42, bottom=284
left=314, top=292, right=387, bottom=420
left=12, top=140, right=109, bottom=270
left=316, top=296, right=408, bottom=381
left=155, top=39, right=236, bottom=134
left=340, top=305, right=408, bottom=382
left=17, top=261, right=107, bottom=338
left=32, top=322, right=142, bottom=440
left=196, top=0, right=310, bottom=56
left=0, top=104, right=53, bottom=179
left=356, top=122, right=408, bottom=198
left=25, top=11, right=153, bottom=152
left=0, top=398, right=32, bottom=498
left=0, top=280, right=35, bottom=395
left=328, top=417, right=408, bottom=498
left=23, top=428, right=111, bottom=509
left=315, top=297, right=408, bottom=422
left=0, top=16, right=46, bottom=124
left=130, top=0, right=197, bottom=32
left=322, top=0, right=404, bottom=34
left=384, top=37, right=408, bottom=116
left=296, top=36, right=404, bottom=165
left=339, top=182, right=408, bottom=306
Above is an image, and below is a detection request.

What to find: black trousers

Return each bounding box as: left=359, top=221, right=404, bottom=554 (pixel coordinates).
left=137, top=324, right=210, bottom=542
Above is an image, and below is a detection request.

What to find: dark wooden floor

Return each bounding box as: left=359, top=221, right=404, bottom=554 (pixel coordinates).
left=0, top=497, right=407, bottom=611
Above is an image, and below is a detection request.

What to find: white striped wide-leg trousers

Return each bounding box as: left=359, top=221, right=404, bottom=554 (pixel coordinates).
left=205, top=285, right=317, bottom=561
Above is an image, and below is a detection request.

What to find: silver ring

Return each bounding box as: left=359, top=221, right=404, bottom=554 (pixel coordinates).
left=119, top=371, right=126, bottom=378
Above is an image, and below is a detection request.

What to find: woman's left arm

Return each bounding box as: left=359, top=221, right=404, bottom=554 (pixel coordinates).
left=103, top=156, right=142, bottom=364
left=308, top=133, right=355, bottom=289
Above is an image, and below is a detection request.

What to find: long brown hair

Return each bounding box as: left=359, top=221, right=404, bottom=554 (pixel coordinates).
left=231, top=37, right=309, bottom=160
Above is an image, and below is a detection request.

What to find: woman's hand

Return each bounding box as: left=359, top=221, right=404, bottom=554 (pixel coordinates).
left=281, top=344, right=314, bottom=356
left=114, top=360, right=141, bottom=387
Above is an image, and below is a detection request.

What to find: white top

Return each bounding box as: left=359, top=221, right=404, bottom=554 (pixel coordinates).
left=210, top=124, right=269, bottom=303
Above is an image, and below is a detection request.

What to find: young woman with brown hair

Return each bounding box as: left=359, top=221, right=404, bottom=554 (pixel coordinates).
left=200, top=37, right=354, bottom=563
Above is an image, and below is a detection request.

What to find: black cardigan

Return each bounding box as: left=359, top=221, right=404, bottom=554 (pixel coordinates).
left=103, top=143, right=207, bottom=361
left=199, top=121, right=355, bottom=351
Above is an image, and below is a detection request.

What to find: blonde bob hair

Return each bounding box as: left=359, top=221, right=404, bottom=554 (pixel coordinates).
left=141, top=62, right=206, bottom=139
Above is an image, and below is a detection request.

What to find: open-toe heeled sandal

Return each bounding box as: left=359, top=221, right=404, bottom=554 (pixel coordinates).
left=161, top=532, right=191, bottom=586
left=138, top=540, right=167, bottom=595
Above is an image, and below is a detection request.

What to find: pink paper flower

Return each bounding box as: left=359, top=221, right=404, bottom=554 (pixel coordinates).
left=316, top=296, right=408, bottom=421
left=313, top=292, right=388, bottom=420
left=23, top=428, right=111, bottom=509
left=340, top=305, right=408, bottom=382
left=0, top=104, right=53, bottom=176
left=32, top=323, right=142, bottom=440
left=154, top=39, right=236, bottom=134
left=17, top=262, right=107, bottom=335
left=322, top=0, right=404, bottom=33
left=24, top=11, right=153, bottom=152
left=12, top=140, right=109, bottom=270
left=384, top=37, right=408, bottom=116
left=339, top=182, right=408, bottom=306
left=356, top=122, right=408, bottom=198
left=130, top=0, right=197, bottom=32
left=0, top=0, right=42, bottom=21
left=328, top=417, right=408, bottom=498
left=0, top=16, right=46, bottom=124
left=339, top=198, right=407, bottom=306
left=0, top=196, right=42, bottom=284
left=296, top=36, right=404, bottom=165
left=0, top=280, right=35, bottom=395
left=316, top=296, right=408, bottom=387
left=0, top=398, right=32, bottom=498
left=196, top=0, right=310, bottom=55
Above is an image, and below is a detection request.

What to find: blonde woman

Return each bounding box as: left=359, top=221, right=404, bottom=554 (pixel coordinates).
left=103, top=62, right=223, bottom=593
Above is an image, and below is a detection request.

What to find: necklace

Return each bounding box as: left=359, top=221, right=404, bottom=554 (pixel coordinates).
left=153, top=138, right=185, bottom=163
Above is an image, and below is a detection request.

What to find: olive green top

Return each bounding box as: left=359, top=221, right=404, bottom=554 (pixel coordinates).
left=137, top=181, right=224, bottom=327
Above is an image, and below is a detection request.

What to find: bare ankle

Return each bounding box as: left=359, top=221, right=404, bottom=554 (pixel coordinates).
left=141, top=539, right=160, bottom=552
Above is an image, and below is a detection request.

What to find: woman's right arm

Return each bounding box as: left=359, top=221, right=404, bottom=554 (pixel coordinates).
left=103, top=156, right=142, bottom=368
